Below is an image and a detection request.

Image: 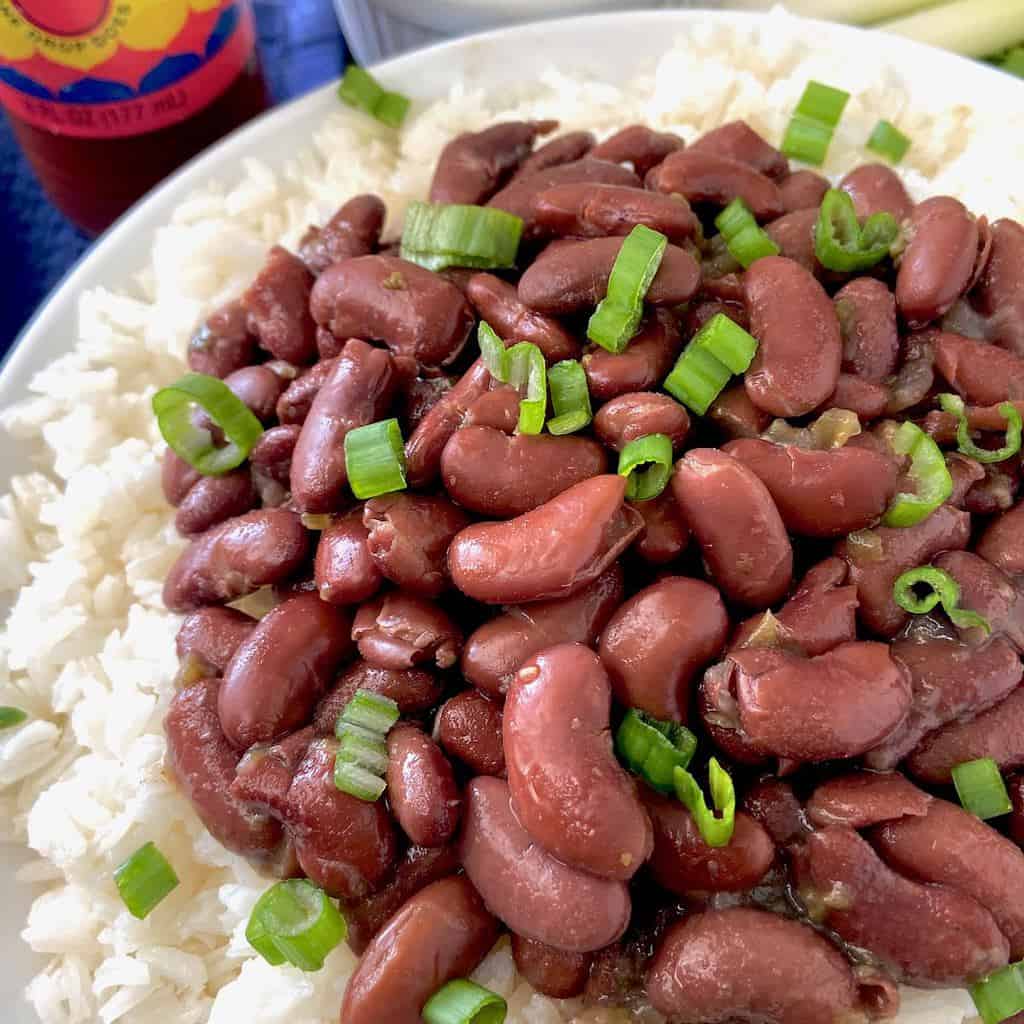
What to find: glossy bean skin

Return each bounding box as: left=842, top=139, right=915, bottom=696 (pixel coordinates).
left=835, top=277, right=900, bottom=382
left=218, top=592, right=354, bottom=749
left=429, top=120, right=555, bottom=204
left=731, top=557, right=858, bottom=658
left=534, top=183, right=698, bottom=242
left=345, top=845, right=461, bottom=955
left=600, top=577, right=729, bottom=722
left=386, top=724, right=461, bottom=848
left=630, top=490, right=690, bottom=564
left=593, top=392, right=690, bottom=452
left=352, top=591, right=462, bottom=670
left=511, top=934, right=591, bottom=999
left=435, top=690, right=506, bottom=776
left=865, top=637, right=1022, bottom=770
left=362, top=493, right=469, bottom=597
left=792, top=824, right=1008, bottom=986
left=249, top=424, right=300, bottom=486
left=590, top=124, right=684, bottom=176
left=839, top=163, right=914, bottom=222
left=314, top=510, right=383, bottom=605
left=517, top=236, right=700, bottom=315
left=805, top=772, right=933, bottom=830
left=161, top=447, right=201, bottom=507
left=973, top=218, right=1024, bottom=357
left=690, top=120, right=788, bottom=179
left=935, top=550, right=1024, bottom=650
left=175, top=606, right=257, bottom=675
left=290, top=338, right=397, bottom=513
left=459, top=776, right=631, bottom=952
left=310, top=256, right=474, bottom=368
left=164, top=679, right=284, bottom=864
left=834, top=504, right=972, bottom=637
left=741, top=778, right=808, bottom=847
left=163, top=509, right=310, bottom=613
left=513, top=130, right=596, bottom=179
left=505, top=644, right=653, bottom=880
left=907, top=686, right=1024, bottom=783
left=647, top=908, right=865, bottom=1024
left=222, top=365, right=287, bottom=423
left=465, top=273, right=580, bottom=363
left=978, top=499, right=1024, bottom=575
left=441, top=426, right=608, bottom=518
left=644, top=790, right=774, bottom=894
left=242, top=246, right=317, bottom=364
left=583, top=310, right=682, bottom=402
left=779, top=169, right=829, bottom=213
left=708, top=382, right=771, bottom=440
left=275, top=357, right=337, bottom=426
left=448, top=474, right=643, bottom=604
left=647, top=150, right=784, bottom=221
left=462, top=386, right=520, bottom=432
left=671, top=449, right=793, bottom=608
left=896, top=197, right=980, bottom=328
left=873, top=797, right=1024, bottom=958
left=764, top=208, right=819, bottom=277
left=825, top=373, right=889, bottom=422
left=723, top=439, right=899, bottom=538
left=298, top=194, right=385, bottom=275
left=744, top=256, right=843, bottom=417
left=932, top=331, right=1024, bottom=406
left=187, top=299, right=257, bottom=378
left=174, top=469, right=256, bottom=537
left=461, top=564, right=622, bottom=698
left=313, top=660, right=443, bottom=733
left=231, top=725, right=314, bottom=819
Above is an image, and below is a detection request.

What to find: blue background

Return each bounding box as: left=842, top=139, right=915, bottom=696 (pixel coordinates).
left=0, top=0, right=348, bottom=353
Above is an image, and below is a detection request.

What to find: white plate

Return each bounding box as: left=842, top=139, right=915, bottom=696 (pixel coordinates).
left=0, top=9, right=1020, bottom=1022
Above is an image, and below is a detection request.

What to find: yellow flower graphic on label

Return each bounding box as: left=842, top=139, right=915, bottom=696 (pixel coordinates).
left=0, top=0, right=221, bottom=70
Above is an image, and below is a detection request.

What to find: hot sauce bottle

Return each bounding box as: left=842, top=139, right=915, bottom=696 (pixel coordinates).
left=0, top=1, right=268, bottom=234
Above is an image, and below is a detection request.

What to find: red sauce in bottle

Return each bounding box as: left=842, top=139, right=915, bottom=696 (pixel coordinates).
left=0, top=1, right=268, bottom=234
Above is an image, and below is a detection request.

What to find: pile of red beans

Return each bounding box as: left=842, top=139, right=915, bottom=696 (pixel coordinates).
left=160, top=116, right=1024, bottom=1024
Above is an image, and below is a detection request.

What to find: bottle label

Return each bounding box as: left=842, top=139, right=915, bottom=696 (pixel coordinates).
left=0, top=1, right=255, bottom=138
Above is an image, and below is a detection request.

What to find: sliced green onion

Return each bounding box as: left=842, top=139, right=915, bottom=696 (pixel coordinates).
left=866, top=119, right=912, bottom=164
left=506, top=342, right=547, bottom=435
left=344, top=419, right=407, bottom=500
left=0, top=707, right=27, bottom=730
left=478, top=321, right=508, bottom=380
left=335, top=719, right=387, bottom=744
left=663, top=313, right=759, bottom=416
left=152, top=373, right=264, bottom=475
left=423, top=979, right=508, bottom=1024
left=971, top=962, right=1024, bottom=1024
left=882, top=421, right=953, bottom=527
left=618, top=434, right=673, bottom=501
left=547, top=360, right=592, bottom=435
left=334, top=761, right=388, bottom=802
left=587, top=225, right=668, bottom=354
left=953, top=758, right=1012, bottom=821
left=615, top=709, right=697, bottom=795
left=814, top=189, right=900, bottom=272
left=893, top=566, right=991, bottom=633
left=714, top=198, right=780, bottom=269
left=114, top=842, right=179, bottom=920
left=246, top=879, right=347, bottom=971
left=336, top=730, right=388, bottom=775
left=400, top=201, right=523, bottom=272
left=781, top=80, right=850, bottom=166
left=673, top=758, right=736, bottom=848
left=339, top=689, right=400, bottom=735
left=938, top=393, right=1023, bottom=464
left=996, top=47, right=1024, bottom=80
left=337, top=65, right=410, bottom=128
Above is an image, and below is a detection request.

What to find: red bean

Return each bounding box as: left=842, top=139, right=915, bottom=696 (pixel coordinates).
left=511, top=934, right=591, bottom=999
left=175, top=606, right=256, bottom=676
left=972, top=217, right=1024, bottom=357
left=824, top=373, right=889, bottom=421
left=835, top=277, right=900, bottom=382
left=352, top=591, right=462, bottom=670
left=630, top=490, right=690, bottom=565
left=593, top=392, right=690, bottom=452
left=461, top=386, right=520, bottom=433
left=275, top=357, right=337, bottom=426
left=690, top=120, right=789, bottom=179
left=313, top=660, right=442, bottom=733
left=741, top=778, right=808, bottom=846
left=399, top=373, right=454, bottom=434
left=220, top=365, right=287, bottom=423
left=707, top=382, right=771, bottom=440
left=458, top=776, right=631, bottom=952
left=435, top=690, right=505, bottom=776
left=174, top=470, right=256, bottom=537
left=978, top=498, right=1024, bottom=575
left=590, top=124, right=684, bottom=176
left=241, top=246, right=317, bottom=364
left=386, top=724, right=460, bottom=848
left=187, top=299, right=257, bottom=378
left=839, top=163, right=913, bottom=222
left=230, top=725, right=314, bottom=819
left=448, top=474, right=643, bottom=604
left=512, top=130, right=596, bottom=180
left=314, top=510, right=383, bottom=605
left=805, top=772, right=933, bottom=830
left=249, top=424, right=300, bottom=486
left=779, top=169, right=829, bottom=213
left=298, top=194, right=385, bottom=275
left=935, top=550, right=1024, bottom=651
left=933, top=330, right=1024, bottom=405
left=161, top=448, right=201, bottom=506
left=764, top=208, right=819, bottom=277
left=583, top=310, right=682, bottom=402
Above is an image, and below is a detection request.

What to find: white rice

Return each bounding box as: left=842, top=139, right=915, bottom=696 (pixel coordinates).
left=1, top=11, right=1020, bottom=1023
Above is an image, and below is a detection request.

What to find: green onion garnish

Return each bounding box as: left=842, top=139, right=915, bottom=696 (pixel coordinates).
left=893, top=566, right=991, bottom=633
left=781, top=80, right=850, bottom=166
left=337, top=689, right=400, bottom=735
left=938, top=394, right=1023, bottom=464
left=334, top=761, right=388, bottom=802
left=587, top=225, right=668, bottom=354
left=246, top=879, right=347, bottom=971
left=478, top=322, right=507, bottom=380
left=337, top=65, right=410, bottom=128
left=714, top=198, right=780, bottom=269
left=343, top=419, right=407, bottom=500
left=152, top=373, right=264, bottom=475
left=953, top=758, right=1012, bottom=821
left=618, top=434, right=673, bottom=501
left=546, top=360, right=592, bottom=435
left=971, top=962, right=1024, bottom=1024
left=336, top=730, right=389, bottom=775
left=673, top=758, right=736, bottom=848
left=114, top=842, right=179, bottom=920
left=814, top=189, right=900, bottom=273
left=996, top=47, right=1024, bottom=80
left=0, top=707, right=27, bottom=730
left=882, top=421, right=953, bottom=528
left=506, top=342, right=547, bottom=435
left=663, top=313, right=759, bottom=416
left=866, top=119, right=911, bottom=164
left=332, top=690, right=399, bottom=801
left=400, top=201, right=523, bottom=272
left=615, top=709, right=697, bottom=795
left=422, top=979, right=508, bottom=1024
